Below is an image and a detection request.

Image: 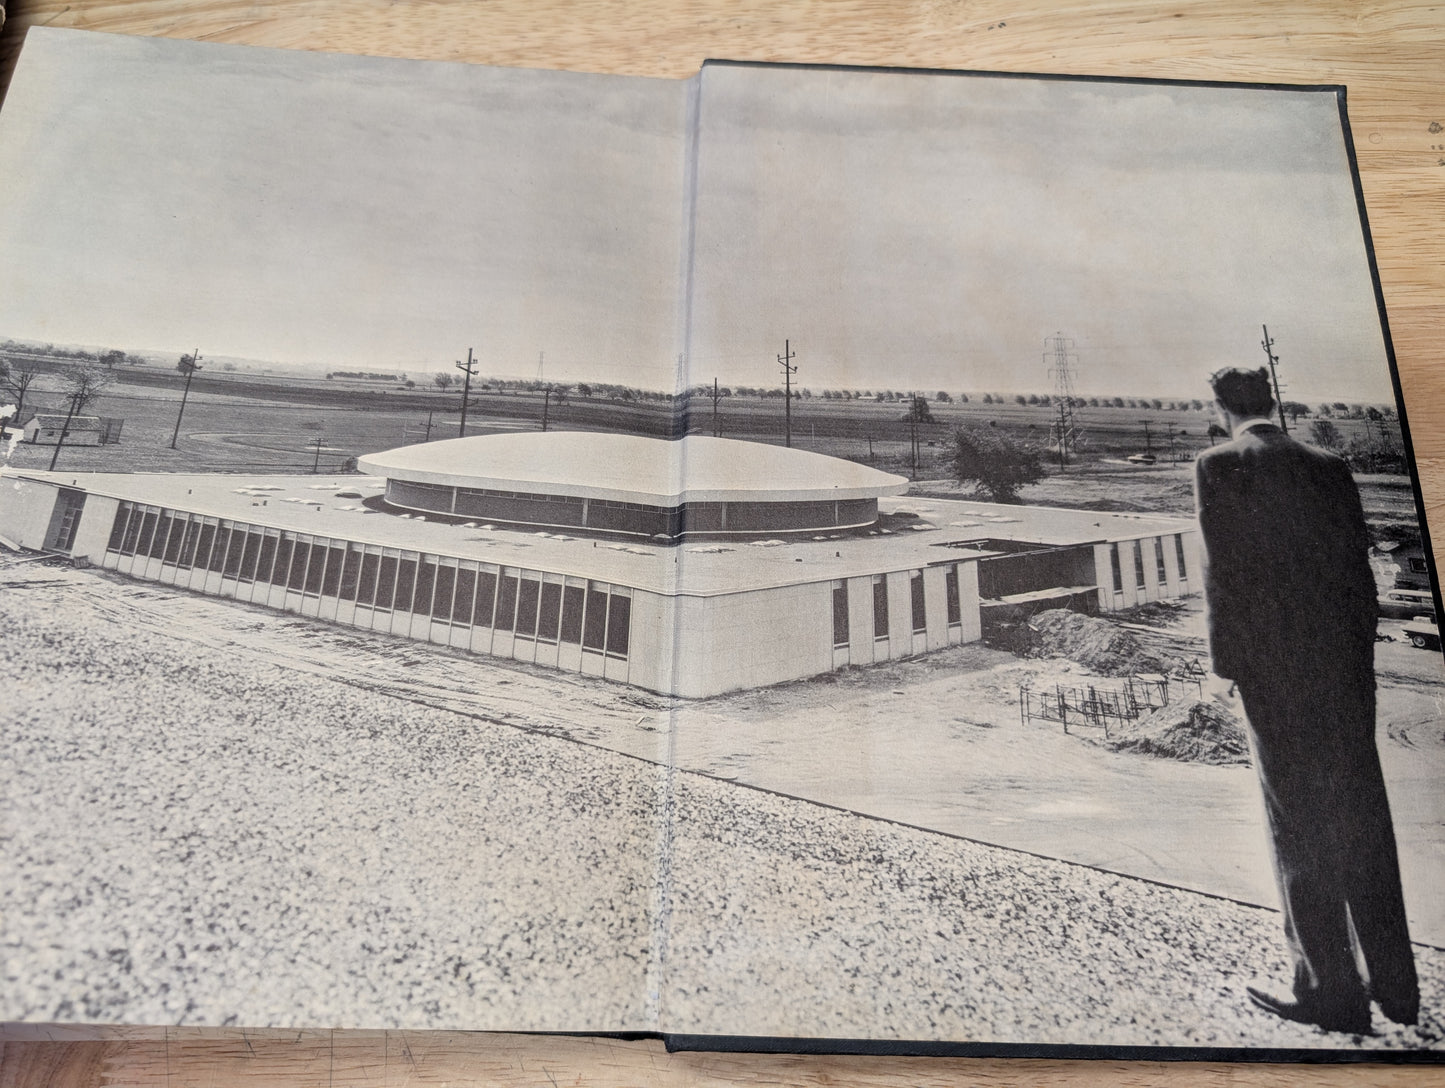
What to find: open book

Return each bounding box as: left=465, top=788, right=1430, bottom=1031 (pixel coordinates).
left=1, top=27, right=1442, bottom=1057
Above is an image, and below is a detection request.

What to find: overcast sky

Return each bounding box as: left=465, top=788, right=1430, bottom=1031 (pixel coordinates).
left=0, top=29, right=690, bottom=390
left=685, top=64, right=1392, bottom=404
left=0, top=30, right=1396, bottom=404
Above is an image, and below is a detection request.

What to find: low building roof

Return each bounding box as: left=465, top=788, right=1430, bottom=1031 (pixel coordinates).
left=26, top=415, right=101, bottom=430
left=6, top=469, right=1196, bottom=597
left=357, top=432, right=911, bottom=506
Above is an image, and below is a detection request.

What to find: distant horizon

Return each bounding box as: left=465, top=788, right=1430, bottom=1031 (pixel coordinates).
left=0, top=330, right=1403, bottom=410
left=0, top=31, right=1399, bottom=409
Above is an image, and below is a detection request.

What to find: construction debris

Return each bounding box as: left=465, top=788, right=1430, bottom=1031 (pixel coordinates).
left=1106, top=699, right=1250, bottom=766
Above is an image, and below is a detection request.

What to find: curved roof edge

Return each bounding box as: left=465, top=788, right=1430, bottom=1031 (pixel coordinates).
left=358, top=431, right=910, bottom=506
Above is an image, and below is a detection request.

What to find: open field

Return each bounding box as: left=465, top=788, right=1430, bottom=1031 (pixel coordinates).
left=3, top=357, right=1415, bottom=515
left=5, top=556, right=1445, bottom=1046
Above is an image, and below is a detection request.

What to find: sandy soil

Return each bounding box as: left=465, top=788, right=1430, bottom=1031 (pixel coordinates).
left=6, top=557, right=1445, bottom=1048
left=6, top=558, right=1442, bottom=945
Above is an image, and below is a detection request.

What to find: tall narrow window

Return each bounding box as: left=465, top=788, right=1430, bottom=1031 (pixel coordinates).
left=473, top=569, right=498, bottom=627
left=1110, top=543, right=1123, bottom=594
left=178, top=519, right=203, bottom=569
left=393, top=556, right=417, bottom=608
left=121, top=505, right=145, bottom=554
left=560, top=584, right=585, bottom=643
left=1154, top=537, right=1168, bottom=585
left=515, top=576, right=540, bottom=638
left=945, top=566, right=962, bottom=626
left=339, top=547, right=362, bottom=601
left=139, top=511, right=164, bottom=560
left=272, top=536, right=295, bottom=589
left=320, top=544, right=345, bottom=598
left=355, top=551, right=379, bottom=605
left=374, top=553, right=397, bottom=610
left=450, top=565, right=475, bottom=623
left=255, top=532, right=278, bottom=583
left=583, top=583, right=609, bottom=651
left=411, top=557, right=436, bottom=615
left=495, top=571, right=519, bottom=632
left=107, top=503, right=132, bottom=553
left=832, top=582, right=850, bottom=649
left=1174, top=534, right=1188, bottom=582
left=163, top=515, right=187, bottom=564
left=605, top=593, right=631, bottom=657
left=910, top=571, right=926, bottom=634
left=1133, top=539, right=1147, bottom=590
left=237, top=529, right=262, bottom=582
left=195, top=523, right=218, bottom=571
left=223, top=524, right=245, bottom=578
left=537, top=581, right=562, bottom=642
left=150, top=513, right=177, bottom=560
left=873, top=576, right=889, bottom=640
left=287, top=540, right=311, bottom=590
left=432, top=564, right=456, bottom=621
left=135, top=510, right=159, bottom=558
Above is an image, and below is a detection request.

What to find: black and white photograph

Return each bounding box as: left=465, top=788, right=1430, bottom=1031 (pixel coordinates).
left=1, top=26, right=1442, bottom=1056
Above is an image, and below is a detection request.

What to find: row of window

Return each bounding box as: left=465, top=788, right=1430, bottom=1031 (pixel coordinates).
left=831, top=567, right=964, bottom=649
left=104, top=501, right=632, bottom=657
left=1108, top=535, right=1188, bottom=595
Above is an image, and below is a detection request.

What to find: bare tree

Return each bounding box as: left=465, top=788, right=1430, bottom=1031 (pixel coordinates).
left=48, top=363, right=113, bottom=470
left=433, top=372, right=455, bottom=392
left=0, top=363, right=40, bottom=419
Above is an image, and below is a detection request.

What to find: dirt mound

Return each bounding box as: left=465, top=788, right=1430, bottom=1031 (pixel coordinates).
left=1106, top=699, right=1250, bottom=765
left=1022, top=609, right=1171, bottom=676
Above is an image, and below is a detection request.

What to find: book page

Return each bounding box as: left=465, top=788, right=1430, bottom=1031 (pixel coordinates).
left=663, top=60, right=1445, bottom=1052
left=0, top=27, right=693, bottom=1033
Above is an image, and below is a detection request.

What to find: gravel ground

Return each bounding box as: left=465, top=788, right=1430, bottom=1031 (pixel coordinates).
left=3, top=558, right=1443, bottom=1051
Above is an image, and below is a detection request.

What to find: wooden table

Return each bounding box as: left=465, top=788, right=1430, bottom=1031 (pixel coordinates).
left=1, top=1, right=1442, bottom=1084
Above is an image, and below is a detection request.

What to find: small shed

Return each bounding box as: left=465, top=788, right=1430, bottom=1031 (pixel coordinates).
left=23, top=415, right=104, bottom=446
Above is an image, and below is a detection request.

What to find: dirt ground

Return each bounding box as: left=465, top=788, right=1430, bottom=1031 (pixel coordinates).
left=8, top=556, right=1443, bottom=946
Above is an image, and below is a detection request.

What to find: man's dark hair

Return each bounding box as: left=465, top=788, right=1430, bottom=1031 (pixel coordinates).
left=1210, top=367, right=1275, bottom=418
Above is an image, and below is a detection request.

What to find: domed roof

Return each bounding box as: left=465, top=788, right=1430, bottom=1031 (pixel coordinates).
left=357, top=431, right=909, bottom=506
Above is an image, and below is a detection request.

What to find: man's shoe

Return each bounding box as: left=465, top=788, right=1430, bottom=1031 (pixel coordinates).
left=1247, top=986, right=1373, bottom=1035
left=1377, top=996, right=1419, bottom=1027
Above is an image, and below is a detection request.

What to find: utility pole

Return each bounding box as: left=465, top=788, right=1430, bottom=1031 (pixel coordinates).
left=1260, top=324, right=1288, bottom=433
left=712, top=377, right=721, bottom=437
left=1140, top=419, right=1155, bottom=456
left=541, top=385, right=552, bottom=432
left=424, top=410, right=434, bottom=442
left=312, top=432, right=324, bottom=472
left=778, top=339, right=797, bottom=447
left=170, top=348, right=202, bottom=450
left=47, top=391, right=82, bottom=471
left=456, top=347, right=478, bottom=437
left=908, top=394, right=921, bottom=478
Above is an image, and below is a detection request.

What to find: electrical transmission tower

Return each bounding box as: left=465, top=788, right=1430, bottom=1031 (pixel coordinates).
left=1043, top=333, right=1081, bottom=467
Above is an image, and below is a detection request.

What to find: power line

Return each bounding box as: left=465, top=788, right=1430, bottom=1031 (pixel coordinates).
left=778, top=339, right=797, bottom=448
left=455, top=347, right=479, bottom=437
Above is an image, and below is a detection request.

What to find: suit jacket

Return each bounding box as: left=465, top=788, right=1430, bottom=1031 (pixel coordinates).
left=1194, top=424, right=1377, bottom=690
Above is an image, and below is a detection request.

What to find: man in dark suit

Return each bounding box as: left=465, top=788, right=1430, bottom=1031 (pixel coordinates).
left=1195, top=367, right=1419, bottom=1035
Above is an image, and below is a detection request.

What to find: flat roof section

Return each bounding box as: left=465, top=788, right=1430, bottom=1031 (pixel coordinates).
left=357, top=432, right=911, bottom=506
left=6, top=470, right=1196, bottom=597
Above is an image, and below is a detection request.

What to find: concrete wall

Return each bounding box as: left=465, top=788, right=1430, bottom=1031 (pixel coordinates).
left=68, top=494, right=119, bottom=563
left=1095, top=531, right=1199, bottom=612
left=672, top=581, right=834, bottom=697
left=0, top=476, right=59, bottom=548
left=626, top=589, right=677, bottom=695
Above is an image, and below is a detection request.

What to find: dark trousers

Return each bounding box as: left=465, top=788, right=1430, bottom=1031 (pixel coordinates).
left=1239, top=675, right=1419, bottom=1022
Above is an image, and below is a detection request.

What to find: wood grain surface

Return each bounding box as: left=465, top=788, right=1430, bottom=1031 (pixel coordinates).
left=1, top=1, right=1442, bottom=1084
